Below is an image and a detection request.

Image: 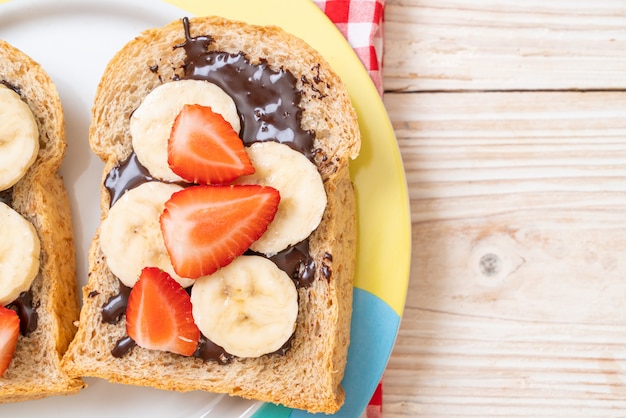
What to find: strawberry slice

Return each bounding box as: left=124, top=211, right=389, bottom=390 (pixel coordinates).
left=0, top=305, right=19, bottom=376
left=126, top=267, right=200, bottom=356
left=160, top=184, right=280, bottom=279
left=168, top=104, right=254, bottom=185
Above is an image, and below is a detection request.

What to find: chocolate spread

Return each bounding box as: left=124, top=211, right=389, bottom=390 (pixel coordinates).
left=176, top=17, right=315, bottom=160
left=0, top=188, right=12, bottom=207
left=104, top=17, right=326, bottom=359
left=111, top=336, right=136, bottom=358
left=0, top=80, right=21, bottom=95
left=247, top=240, right=316, bottom=289
left=101, top=282, right=132, bottom=324
left=194, top=336, right=233, bottom=364
left=105, top=153, right=156, bottom=207
left=7, top=290, right=38, bottom=336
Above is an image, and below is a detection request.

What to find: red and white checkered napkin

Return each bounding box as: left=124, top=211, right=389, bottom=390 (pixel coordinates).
left=313, top=0, right=384, bottom=96
left=312, top=2, right=385, bottom=417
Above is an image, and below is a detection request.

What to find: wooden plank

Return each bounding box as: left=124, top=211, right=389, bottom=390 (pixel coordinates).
left=385, top=91, right=626, bottom=222
left=384, top=0, right=626, bottom=92
left=382, top=90, right=626, bottom=416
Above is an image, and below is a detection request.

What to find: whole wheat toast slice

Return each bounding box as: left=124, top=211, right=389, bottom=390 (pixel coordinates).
left=61, top=16, right=360, bottom=414
left=0, top=39, right=84, bottom=402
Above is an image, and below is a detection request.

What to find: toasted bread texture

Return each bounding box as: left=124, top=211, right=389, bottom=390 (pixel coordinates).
left=0, top=40, right=84, bottom=402
left=61, top=16, right=360, bottom=414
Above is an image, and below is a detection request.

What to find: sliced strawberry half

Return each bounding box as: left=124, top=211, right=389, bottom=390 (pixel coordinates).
left=126, top=267, right=200, bottom=356
left=168, top=104, right=254, bottom=185
left=0, top=305, right=19, bottom=376
left=160, top=184, right=280, bottom=279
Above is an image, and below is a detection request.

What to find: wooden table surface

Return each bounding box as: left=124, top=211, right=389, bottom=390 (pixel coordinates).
left=381, top=1, right=626, bottom=416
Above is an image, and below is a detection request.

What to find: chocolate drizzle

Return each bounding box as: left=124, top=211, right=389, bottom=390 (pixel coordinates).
left=101, top=281, right=134, bottom=357
left=101, top=282, right=132, bottom=324
left=248, top=240, right=316, bottom=289
left=0, top=188, right=12, bottom=207
left=105, top=153, right=156, bottom=207
left=7, top=291, right=38, bottom=336
left=194, top=336, right=233, bottom=364
left=111, top=336, right=136, bottom=358
left=177, top=17, right=315, bottom=160
left=0, top=80, right=20, bottom=95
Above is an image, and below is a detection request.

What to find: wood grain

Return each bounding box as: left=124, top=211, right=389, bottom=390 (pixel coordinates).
left=388, top=91, right=626, bottom=223
left=382, top=90, right=626, bottom=416
left=381, top=0, right=626, bottom=415
left=384, top=0, right=626, bottom=92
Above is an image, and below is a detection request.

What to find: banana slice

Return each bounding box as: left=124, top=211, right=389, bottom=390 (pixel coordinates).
left=0, top=202, right=40, bottom=305
left=99, top=181, right=193, bottom=288
left=0, top=84, right=39, bottom=191
left=130, top=80, right=241, bottom=182
left=190, top=255, right=298, bottom=358
left=234, top=141, right=326, bottom=255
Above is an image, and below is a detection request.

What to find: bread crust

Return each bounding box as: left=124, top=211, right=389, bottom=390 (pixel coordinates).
left=0, top=40, right=84, bottom=402
left=62, top=16, right=359, bottom=414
